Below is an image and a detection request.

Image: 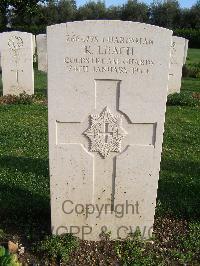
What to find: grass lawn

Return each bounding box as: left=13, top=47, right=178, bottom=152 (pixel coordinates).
left=187, top=48, right=200, bottom=65
left=182, top=77, right=200, bottom=93
left=0, top=49, right=199, bottom=265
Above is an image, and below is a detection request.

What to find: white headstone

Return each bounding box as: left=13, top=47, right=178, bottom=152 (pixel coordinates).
left=168, top=36, right=186, bottom=95
left=48, top=21, right=172, bottom=241
left=36, top=34, right=47, bottom=72
left=0, top=31, right=34, bottom=96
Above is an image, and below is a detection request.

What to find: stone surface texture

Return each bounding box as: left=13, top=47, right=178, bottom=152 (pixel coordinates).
left=36, top=34, right=47, bottom=72
left=48, top=20, right=172, bottom=241
left=0, top=31, right=34, bottom=95
left=168, top=36, right=186, bottom=95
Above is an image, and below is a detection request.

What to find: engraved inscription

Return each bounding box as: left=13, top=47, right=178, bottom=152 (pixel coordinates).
left=66, top=34, right=154, bottom=45
left=64, top=56, right=154, bottom=74
left=84, top=107, right=127, bottom=158
left=64, top=33, right=155, bottom=75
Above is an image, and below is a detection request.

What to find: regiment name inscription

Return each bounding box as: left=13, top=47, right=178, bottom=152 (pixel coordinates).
left=64, top=34, right=155, bottom=75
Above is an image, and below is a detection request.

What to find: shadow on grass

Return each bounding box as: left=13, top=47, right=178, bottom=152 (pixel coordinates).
left=0, top=155, right=199, bottom=240
left=0, top=156, right=49, bottom=177
left=0, top=155, right=50, bottom=240
left=159, top=158, right=200, bottom=219
left=0, top=183, right=51, bottom=240
left=161, top=157, right=200, bottom=176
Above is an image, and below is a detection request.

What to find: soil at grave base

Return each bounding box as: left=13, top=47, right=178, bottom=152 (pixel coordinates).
left=65, top=217, right=189, bottom=266
left=11, top=216, right=190, bottom=265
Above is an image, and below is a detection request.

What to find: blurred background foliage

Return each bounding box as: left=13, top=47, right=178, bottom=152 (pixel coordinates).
left=0, top=0, right=200, bottom=47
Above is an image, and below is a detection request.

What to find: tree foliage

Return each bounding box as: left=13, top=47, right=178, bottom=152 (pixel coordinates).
left=0, top=0, right=199, bottom=40
left=121, top=0, right=149, bottom=22
left=0, top=0, right=9, bottom=31
left=76, top=1, right=107, bottom=20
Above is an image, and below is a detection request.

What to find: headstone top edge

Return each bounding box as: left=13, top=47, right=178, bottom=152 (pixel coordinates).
left=47, top=20, right=173, bottom=34
left=172, top=36, right=187, bottom=42
left=0, top=31, right=33, bottom=37
left=36, top=34, right=46, bottom=37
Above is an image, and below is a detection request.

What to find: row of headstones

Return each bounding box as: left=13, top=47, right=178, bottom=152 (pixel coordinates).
left=0, top=31, right=188, bottom=96
left=0, top=32, right=46, bottom=95
left=0, top=22, right=190, bottom=241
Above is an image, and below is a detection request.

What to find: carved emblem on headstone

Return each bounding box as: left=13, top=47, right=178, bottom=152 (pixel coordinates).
left=84, top=107, right=127, bottom=158
left=8, top=36, right=24, bottom=51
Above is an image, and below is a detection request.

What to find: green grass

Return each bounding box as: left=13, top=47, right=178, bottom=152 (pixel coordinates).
left=159, top=105, right=200, bottom=218
left=0, top=49, right=199, bottom=264
left=34, top=69, right=47, bottom=96
left=186, top=48, right=200, bottom=66
left=0, top=104, right=49, bottom=240
left=158, top=49, right=200, bottom=220
left=182, top=77, right=200, bottom=93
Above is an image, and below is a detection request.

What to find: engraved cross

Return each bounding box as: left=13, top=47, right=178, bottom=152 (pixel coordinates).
left=56, top=79, right=157, bottom=209
left=11, top=69, right=23, bottom=84
left=101, top=123, right=112, bottom=143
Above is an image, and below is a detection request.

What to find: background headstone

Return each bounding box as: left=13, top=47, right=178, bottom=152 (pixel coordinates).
left=48, top=21, right=172, bottom=241
left=0, top=35, right=2, bottom=71
left=168, top=36, right=186, bottom=95
left=36, top=34, right=47, bottom=72
left=32, top=34, right=37, bottom=62
left=183, top=39, right=189, bottom=65
left=0, top=31, right=34, bottom=96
